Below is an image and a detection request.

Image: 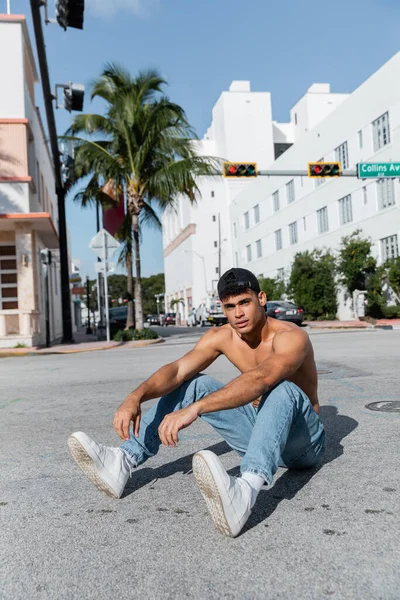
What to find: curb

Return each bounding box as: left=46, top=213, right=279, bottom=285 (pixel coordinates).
left=0, top=336, right=164, bottom=357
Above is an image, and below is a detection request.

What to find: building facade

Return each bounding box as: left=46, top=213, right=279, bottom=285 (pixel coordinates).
left=163, top=53, right=400, bottom=321
left=0, top=14, right=63, bottom=347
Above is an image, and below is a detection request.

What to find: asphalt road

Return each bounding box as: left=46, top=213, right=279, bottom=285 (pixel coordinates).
left=1, top=330, right=399, bottom=599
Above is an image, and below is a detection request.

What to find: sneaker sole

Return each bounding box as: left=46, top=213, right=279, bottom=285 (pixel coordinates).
left=68, top=435, right=119, bottom=499
left=192, top=453, right=233, bottom=537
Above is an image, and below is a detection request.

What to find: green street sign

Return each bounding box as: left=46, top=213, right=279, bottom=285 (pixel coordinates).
left=357, top=162, right=400, bottom=179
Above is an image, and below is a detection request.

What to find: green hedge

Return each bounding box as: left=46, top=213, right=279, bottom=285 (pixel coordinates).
left=113, top=329, right=159, bottom=342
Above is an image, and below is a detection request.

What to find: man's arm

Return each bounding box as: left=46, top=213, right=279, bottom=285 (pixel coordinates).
left=196, top=329, right=309, bottom=415
left=127, top=328, right=222, bottom=404
left=113, top=329, right=222, bottom=440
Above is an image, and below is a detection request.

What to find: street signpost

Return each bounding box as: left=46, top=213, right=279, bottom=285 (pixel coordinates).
left=357, top=162, right=400, bottom=179
left=89, top=229, right=120, bottom=342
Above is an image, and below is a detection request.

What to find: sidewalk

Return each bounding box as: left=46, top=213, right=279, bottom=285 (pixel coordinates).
left=304, top=318, right=400, bottom=329
left=0, top=329, right=164, bottom=356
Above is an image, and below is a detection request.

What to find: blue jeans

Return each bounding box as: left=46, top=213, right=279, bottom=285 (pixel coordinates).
left=121, top=374, right=326, bottom=484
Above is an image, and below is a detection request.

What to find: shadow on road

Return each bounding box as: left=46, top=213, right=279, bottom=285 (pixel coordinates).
left=123, top=405, right=358, bottom=535
left=241, top=405, right=358, bottom=535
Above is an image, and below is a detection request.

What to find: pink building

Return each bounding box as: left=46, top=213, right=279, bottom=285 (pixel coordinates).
left=0, top=14, right=64, bottom=347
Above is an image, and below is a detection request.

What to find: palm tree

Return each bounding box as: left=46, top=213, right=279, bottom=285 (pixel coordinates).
left=66, top=64, right=220, bottom=329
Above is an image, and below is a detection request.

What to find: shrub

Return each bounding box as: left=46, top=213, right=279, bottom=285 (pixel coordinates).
left=382, top=305, right=400, bottom=319
left=113, top=328, right=159, bottom=342
left=288, top=249, right=337, bottom=320
left=14, top=342, right=27, bottom=348
left=258, top=277, right=286, bottom=300
left=366, top=266, right=386, bottom=319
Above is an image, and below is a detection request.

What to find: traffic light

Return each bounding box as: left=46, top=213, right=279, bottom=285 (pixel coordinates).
left=56, top=0, right=85, bottom=30
left=223, top=162, right=258, bottom=178
left=308, top=162, right=341, bottom=178
left=63, top=83, right=85, bottom=112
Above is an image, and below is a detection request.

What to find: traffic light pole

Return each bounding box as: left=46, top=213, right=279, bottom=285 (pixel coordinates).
left=256, top=169, right=358, bottom=177
left=30, top=0, right=74, bottom=343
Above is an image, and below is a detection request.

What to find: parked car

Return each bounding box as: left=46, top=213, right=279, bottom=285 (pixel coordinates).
left=147, top=314, right=161, bottom=326
left=265, top=301, right=304, bottom=326
left=109, top=306, right=128, bottom=328
left=162, top=312, right=176, bottom=326
left=195, top=295, right=227, bottom=327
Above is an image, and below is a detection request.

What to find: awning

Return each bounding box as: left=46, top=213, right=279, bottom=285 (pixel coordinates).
left=0, top=212, right=59, bottom=248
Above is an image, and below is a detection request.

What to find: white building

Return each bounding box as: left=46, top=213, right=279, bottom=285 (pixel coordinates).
left=163, top=53, right=400, bottom=321
left=0, top=14, right=68, bottom=346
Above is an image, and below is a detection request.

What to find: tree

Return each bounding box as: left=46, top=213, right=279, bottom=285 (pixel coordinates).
left=67, top=64, right=219, bottom=329
left=288, top=249, right=337, bottom=320
left=258, top=277, right=286, bottom=300
left=337, top=230, right=376, bottom=297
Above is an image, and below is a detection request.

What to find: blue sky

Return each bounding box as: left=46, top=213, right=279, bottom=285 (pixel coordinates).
left=12, top=0, right=400, bottom=278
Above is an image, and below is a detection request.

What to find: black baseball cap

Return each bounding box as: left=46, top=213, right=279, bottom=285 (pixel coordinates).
left=217, top=268, right=261, bottom=299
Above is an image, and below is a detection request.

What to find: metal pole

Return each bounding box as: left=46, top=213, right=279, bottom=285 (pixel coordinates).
left=44, top=264, right=50, bottom=348
left=30, top=1, right=74, bottom=343
left=257, top=169, right=358, bottom=177
left=96, top=201, right=104, bottom=330
left=6, top=0, right=11, bottom=14
left=218, top=213, right=221, bottom=277
left=85, top=276, right=92, bottom=334
left=103, top=231, right=110, bottom=342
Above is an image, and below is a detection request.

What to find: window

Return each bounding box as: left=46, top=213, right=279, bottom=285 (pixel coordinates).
left=275, top=229, right=282, bottom=250
left=377, top=179, right=395, bottom=210
left=289, top=221, right=298, bottom=245
left=303, top=216, right=307, bottom=231
left=244, top=211, right=250, bottom=230
left=214, top=241, right=218, bottom=248
left=358, top=130, right=363, bottom=149
left=235, top=252, right=238, bottom=267
left=362, top=186, right=368, bottom=205
left=335, top=141, right=349, bottom=170
left=338, top=195, right=353, bottom=225
left=256, top=239, right=262, bottom=258
left=294, top=113, right=298, bottom=125
left=373, top=112, right=390, bottom=152
left=211, top=191, right=215, bottom=198
left=233, top=222, right=237, bottom=238
left=273, top=190, right=280, bottom=212
left=215, top=267, right=219, bottom=274
left=277, top=268, right=284, bottom=280
left=0, top=245, right=18, bottom=309
left=212, top=215, right=216, bottom=222
left=286, top=180, right=295, bottom=204
left=381, top=235, right=399, bottom=261
left=254, top=204, right=260, bottom=224
left=317, top=207, right=329, bottom=234
left=246, top=244, right=252, bottom=262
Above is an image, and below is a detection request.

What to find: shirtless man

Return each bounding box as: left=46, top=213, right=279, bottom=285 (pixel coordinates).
left=68, top=268, right=325, bottom=538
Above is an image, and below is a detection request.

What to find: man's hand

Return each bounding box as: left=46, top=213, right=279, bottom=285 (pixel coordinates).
left=113, top=395, right=142, bottom=441
left=158, top=404, right=200, bottom=447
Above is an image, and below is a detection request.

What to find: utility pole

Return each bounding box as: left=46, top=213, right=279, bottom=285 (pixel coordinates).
left=30, top=1, right=74, bottom=343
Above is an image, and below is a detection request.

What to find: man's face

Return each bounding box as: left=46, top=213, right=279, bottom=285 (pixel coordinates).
left=222, top=290, right=266, bottom=333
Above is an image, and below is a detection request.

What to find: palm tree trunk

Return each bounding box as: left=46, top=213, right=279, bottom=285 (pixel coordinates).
left=125, top=250, right=135, bottom=329
left=132, top=212, right=144, bottom=329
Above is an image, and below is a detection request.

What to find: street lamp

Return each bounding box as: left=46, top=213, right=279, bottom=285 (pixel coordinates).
left=183, top=250, right=207, bottom=293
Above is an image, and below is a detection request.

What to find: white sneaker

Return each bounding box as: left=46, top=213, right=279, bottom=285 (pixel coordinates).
left=192, top=450, right=252, bottom=538
left=68, top=431, right=133, bottom=499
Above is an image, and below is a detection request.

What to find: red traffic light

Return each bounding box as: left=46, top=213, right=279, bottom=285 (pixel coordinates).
left=308, top=162, right=341, bottom=178
left=224, top=162, right=258, bottom=178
